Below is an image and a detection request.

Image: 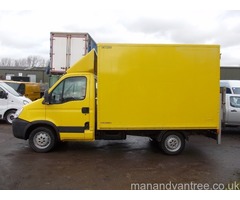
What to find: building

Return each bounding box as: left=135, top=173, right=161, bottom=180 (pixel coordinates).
left=220, top=66, right=240, bottom=80
left=0, top=66, right=48, bottom=83
left=0, top=65, right=240, bottom=83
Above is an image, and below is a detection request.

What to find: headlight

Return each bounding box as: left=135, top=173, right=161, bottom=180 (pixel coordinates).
left=15, top=108, right=23, bottom=118
left=23, top=100, right=29, bottom=105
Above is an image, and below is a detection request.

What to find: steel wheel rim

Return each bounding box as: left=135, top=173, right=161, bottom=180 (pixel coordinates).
left=33, top=131, right=51, bottom=149
left=164, top=135, right=181, bottom=152
left=7, top=113, right=15, bottom=123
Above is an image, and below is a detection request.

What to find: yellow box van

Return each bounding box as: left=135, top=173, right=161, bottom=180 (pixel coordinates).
left=3, top=81, right=41, bottom=101
left=12, top=44, right=221, bottom=155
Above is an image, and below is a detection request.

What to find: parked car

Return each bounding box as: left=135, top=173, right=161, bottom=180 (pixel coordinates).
left=0, top=81, right=31, bottom=124
left=3, top=80, right=41, bottom=101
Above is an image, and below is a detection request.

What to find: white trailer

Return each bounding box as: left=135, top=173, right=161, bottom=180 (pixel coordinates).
left=50, top=32, right=97, bottom=74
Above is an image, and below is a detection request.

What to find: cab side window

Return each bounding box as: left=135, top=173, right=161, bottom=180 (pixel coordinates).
left=18, top=84, right=25, bottom=95
left=50, top=77, right=86, bottom=104
left=220, top=87, right=231, bottom=94
left=230, top=96, right=240, bottom=108
left=226, top=88, right=231, bottom=94
left=50, top=81, right=64, bottom=104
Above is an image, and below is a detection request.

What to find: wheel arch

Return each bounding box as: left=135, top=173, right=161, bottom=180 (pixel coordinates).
left=157, top=130, right=189, bottom=142
left=3, top=108, right=17, bottom=117
left=4, top=108, right=17, bottom=118
left=25, top=121, right=60, bottom=141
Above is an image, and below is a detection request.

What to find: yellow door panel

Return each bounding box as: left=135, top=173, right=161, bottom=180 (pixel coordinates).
left=45, top=75, right=90, bottom=140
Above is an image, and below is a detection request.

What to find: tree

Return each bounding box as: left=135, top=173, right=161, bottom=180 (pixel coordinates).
left=15, top=58, right=27, bottom=67
left=0, top=56, right=49, bottom=67
left=0, top=58, right=15, bottom=66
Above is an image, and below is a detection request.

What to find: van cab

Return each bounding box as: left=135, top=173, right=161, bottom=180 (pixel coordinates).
left=3, top=80, right=41, bottom=101
left=0, top=81, right=31, bottom=124
left=220, top=80, right=240, bottom=94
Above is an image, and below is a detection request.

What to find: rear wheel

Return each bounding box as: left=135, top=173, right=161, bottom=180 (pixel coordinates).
left=160, top=131, right=185, bottom=155
left=29, top=127, right=57, bottom=153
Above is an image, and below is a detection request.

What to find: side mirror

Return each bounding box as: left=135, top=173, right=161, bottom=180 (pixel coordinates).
left=43, top=90, right=50, bottom=104
left=0, top=91, right=8, bottom=99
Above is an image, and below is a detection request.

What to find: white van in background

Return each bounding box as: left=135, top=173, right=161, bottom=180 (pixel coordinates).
left=220, top=80, right=240, bottom=94
left=0, top=82, right=32, bottom=124
left=223, top=94, right=240, bottom=126
left=221, top=80, right=240, bottom=127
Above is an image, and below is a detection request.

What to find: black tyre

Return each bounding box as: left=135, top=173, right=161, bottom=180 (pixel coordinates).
left=5, top=110, right=16, bottom=124
left=160, top=131, right=185, bottom=155
left=29, top=127, right=57, bottom=153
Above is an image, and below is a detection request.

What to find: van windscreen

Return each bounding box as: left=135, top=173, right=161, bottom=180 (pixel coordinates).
left=233, top=87, right=240, bottom=94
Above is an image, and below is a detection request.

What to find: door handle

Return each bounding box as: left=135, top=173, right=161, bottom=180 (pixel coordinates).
left=82, top=107, right=89, bottom=114
left=231, top=109, right=237, bottom=112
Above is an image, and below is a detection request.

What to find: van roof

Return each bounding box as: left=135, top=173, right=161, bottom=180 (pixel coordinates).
left=220, top=80, right=240, bottom=83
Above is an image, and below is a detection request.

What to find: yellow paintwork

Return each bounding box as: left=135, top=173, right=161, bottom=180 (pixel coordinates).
left=18, top=98, right=46, bottom=121
left=48, top=73, right=96, bottom=141
left=97, top=44, right=220, bottom=130
left=18, top=43, right=220, bottom=142
left=18, top=72, right=95, bottom=141
left=66, top=49, right=97, bottom=74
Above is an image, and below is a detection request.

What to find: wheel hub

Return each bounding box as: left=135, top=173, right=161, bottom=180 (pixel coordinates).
left=165, top=135, right=181, bottom=152
left=33, top=132, right=51, bottom=149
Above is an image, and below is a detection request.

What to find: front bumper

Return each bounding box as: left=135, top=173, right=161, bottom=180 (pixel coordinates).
left=12, top=118, right=30, bottom=140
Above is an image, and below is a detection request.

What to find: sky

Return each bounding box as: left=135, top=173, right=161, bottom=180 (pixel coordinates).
left=1, top=0, right=240, bottom=66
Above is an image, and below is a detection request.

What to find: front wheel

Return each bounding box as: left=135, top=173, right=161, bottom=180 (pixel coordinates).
left=5, top=110, right=16, bottom=124
left=29, top=127, right=57, bottom=153
left=160, top=131, right=185, bottom=155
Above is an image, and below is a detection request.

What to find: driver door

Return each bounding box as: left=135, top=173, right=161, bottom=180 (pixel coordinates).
left=45, top=75, right=90, bottom=140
